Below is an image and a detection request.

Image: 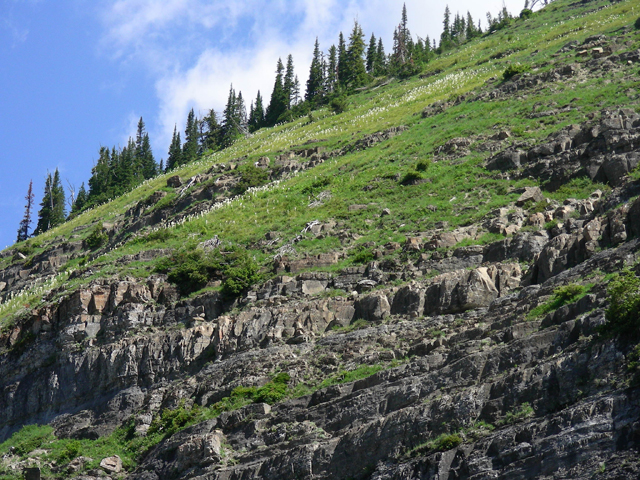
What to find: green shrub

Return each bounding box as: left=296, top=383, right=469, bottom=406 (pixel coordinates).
left=395, top=60, right=423, bottom=79
left=0, top=424, right=54, bottom=456
left=350, top=246, right=375, bottom=265
left=56, top=439, right=82, bottom=462
left=544, top=219, right=558, bottom=230
left=330, top=95, right=348, bottom=114
left=528, top=283, right=589, bottom=319
left=520, top=8, right=533, bottom=19
left=156, top=247, right=260, bottom=298
left=232, top=165, right=269, bottom=196
left=428, top=433, right=462, bottom=452
left=156, top=249, right=217, bottom=295
left=85, top=224, right=108, bottom=250
left=498, top=402, right=534, bottom=425
left=400, top=171, right=423, bottom=185
left=416, top=159, right=431, bottom=172
left=503, top=63, right=531, bottom=81
left=600, top=270, right=640, bottom=338
left=221, top=249, right=261, bottom=298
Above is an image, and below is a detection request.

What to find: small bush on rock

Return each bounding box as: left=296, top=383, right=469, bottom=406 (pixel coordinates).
left=85, top=224, right=108, bottom=250
left=600, top=270, right=640, bottom=339
left=503, top=63, right=531, bottom=81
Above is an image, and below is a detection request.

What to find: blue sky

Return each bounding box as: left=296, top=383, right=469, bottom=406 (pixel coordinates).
left=0, top=0, right=525, bottom=250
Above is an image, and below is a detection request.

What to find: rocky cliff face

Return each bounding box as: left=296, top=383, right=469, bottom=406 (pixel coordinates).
left=2, top=1, right=640, bottom=479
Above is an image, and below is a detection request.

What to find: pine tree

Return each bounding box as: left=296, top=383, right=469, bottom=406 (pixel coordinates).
left=337, top=32, right=347, bottom=86
left=326, top=45, right=338, bottom=93
left=366, top=33, right=377, bottom=74
left=292, top=75, right=301, bottom=106
left=248, top=91, right=265, bottom=132
left=466, top=12, right=478, bottom=39
left=200, top=109, right=221, bottom=152
left=166, top=126, right=183, bottom=171
left=236, top=91, right=248, bottom=132
left=375, top=38, right=387, bottom=76
left=440, top=5, right=452, bottom=49
left=135, top=117, right=156, bottom=180
left=265, top=59, right=287, bottom=126
left=16, top=180, right=34, bottom=242
left=88, top=146, right=111, bottom=201
left=306, top=38, right=325, bottom=103
left=283, top=54, right=295, bottom=109
left=183, top=109, right=200, bottom=164
left=344, top=21, right=367, bottom=89
left=34, top=169, right=66, bottom=235
left=71, top=183, right=87, bottom=216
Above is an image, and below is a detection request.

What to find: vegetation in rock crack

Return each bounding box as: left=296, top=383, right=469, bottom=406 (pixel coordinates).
left=528, top=283, right=591, bottom=319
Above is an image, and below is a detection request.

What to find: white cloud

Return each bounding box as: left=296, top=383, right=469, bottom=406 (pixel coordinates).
left=99, top=0, right=527, bottom=152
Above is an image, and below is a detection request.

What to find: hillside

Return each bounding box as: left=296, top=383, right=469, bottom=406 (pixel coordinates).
left=2, top=0, right=640, bottom=478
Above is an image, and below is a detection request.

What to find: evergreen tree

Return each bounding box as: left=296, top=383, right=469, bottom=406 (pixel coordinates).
left=135, top=117, right=156, bottom=180
left=16, top=180, right=34, bottom=242
left=375, top=38, right=387, bottom=76
left=200, top=109, right=221, bottom=152
left=183, top=109, right=200, bottom=164
left=337, top=32, right=347, bottom=86
left=236, top=91, right=248, bottom=132
left=466, top=11, right=478, bottom=39
left=440, top=5, right=452, bottom=49
left=166, top=126, right=183, bottom=171
left=88, top=147, right=111, bottom=200
left=344, top=21, right=367, bottom=89
left=222, top=85, right=246, bottom=146
left=326, top=45, right=338, bottom=93
left=306, top=38, right=325, bottom=103
left=366, top=33, right=377, bottom=74
left=71, top=183, right=87, bottom=216
left=265, top=59, right=287, bottom=126
left=292, top=75, right=301, bottom=106
left=248, top=91, right=265, bottom=132
left=283, top=54, right=295, bottom=109
left=34, top=169, right=66, bottom=235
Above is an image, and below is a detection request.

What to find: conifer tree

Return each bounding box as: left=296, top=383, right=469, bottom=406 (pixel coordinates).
left=366, top=33, right=377, bottom=74
left=71, top=183, right=87, bottom=216
left=337, top=32, right=347, bottom=86
left=325, top=45, right=338, bottom=93
left=17, top=180, right=34, bottom=242
left=183, top=109, right=200, bottom=164
left=440, top=5, right=452, bottom=49
left=344, top=21, right=367, bottom=89
left=166, top=126, right=183, bottom=171
left=306, top=39, right=325, bottom=103
left=292, top=76, right=301, bottom=106
left=135, top=117, right=156, bottom=180
left=236, top=92, right=248, bottom=132
left=265, top=59, right=287, bottom=126
left=200, top=109, right=221, bottom=152
left=34, top=169, right=66, bottom=235
left=248, top=91, right=265, bottom=132
left=283, top=54, right=295, bottom=109
left=375, top=38, right=387, bottom=76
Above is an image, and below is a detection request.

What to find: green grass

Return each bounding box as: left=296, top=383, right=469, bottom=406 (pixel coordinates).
left=527, top=283, right=592, bottom=319
left=498, top=402, right=535, bottom=425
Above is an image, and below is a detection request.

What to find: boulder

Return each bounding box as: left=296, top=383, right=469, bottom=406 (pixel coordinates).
left=516, top=187, right=545, bottom=206
left=424, top=268, right=499, bottom=315
left=354, top=294, right=390, bottom=322
left=628, top=196, right=640, bottom=238
left=166, top=175, right=182, bottom=188
left=391, top=283, right=425, bottom=316
left=100, top=455, right=122, bottom=474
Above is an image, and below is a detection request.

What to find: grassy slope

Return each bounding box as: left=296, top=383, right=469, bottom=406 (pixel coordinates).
left=1, top=0, right=639, bottom=321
